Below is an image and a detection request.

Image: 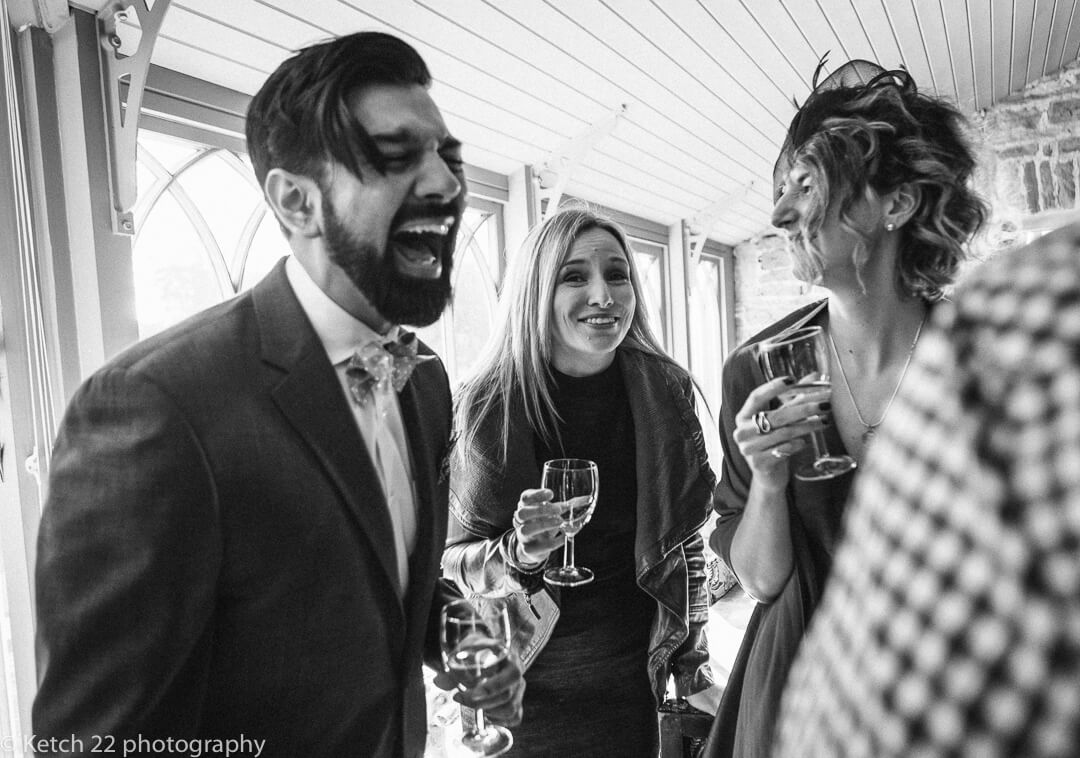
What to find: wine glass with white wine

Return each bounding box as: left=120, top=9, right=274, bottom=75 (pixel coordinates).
left=440, top=597, right=514, bottom=756
left=758, top=326, right=857, bottom=481
left=541, top=458, right=599, bottom=587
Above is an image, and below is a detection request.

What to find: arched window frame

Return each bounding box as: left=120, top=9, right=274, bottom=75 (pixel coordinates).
left=131, top=67, right=510, bottom=386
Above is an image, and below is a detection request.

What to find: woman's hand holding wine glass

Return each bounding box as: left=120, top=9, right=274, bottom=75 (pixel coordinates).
left=510, top=488, right=566, bottom=566
left=506, top=459, right=599, bottom=587
left=749, top=326, right=856, bottom=481
left=734, top=376, right=831, bottom=483
left=541, top=459, right=599, bottom=587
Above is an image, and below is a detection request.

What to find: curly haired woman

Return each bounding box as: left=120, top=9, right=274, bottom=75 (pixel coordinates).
left=704, top=60, right=989, bottom=758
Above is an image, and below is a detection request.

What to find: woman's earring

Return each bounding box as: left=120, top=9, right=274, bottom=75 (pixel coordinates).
left=885, top=222, right=896, bottom=232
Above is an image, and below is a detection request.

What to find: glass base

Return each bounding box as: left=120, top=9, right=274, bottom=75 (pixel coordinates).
left=794, top=455, right=857, bottom=481
left=543, top=565, right=594, bottom=587
left=462, top=725, right=513, bottom=756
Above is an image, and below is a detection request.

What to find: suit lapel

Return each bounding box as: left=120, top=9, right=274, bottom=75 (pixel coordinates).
left=253, top=262, right=405, bottom=606
left=399, top=378, right=437, bottom=586
left=396, top=353, right=451, bottom=661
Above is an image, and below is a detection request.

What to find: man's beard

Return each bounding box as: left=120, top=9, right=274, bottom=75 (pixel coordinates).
left=322, top=196, right=455, bottom=327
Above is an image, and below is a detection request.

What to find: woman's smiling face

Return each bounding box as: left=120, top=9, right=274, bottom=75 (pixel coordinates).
left=772, top=158, right=884, bottom=288
left=548, top=227, right=636, bottom=377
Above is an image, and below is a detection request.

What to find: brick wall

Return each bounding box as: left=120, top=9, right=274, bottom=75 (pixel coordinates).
left=732, top=232, right=826, bottom=343
left=971, top=58, right=1080, bottom=252
left=731, top=59, right=1080, bottom=345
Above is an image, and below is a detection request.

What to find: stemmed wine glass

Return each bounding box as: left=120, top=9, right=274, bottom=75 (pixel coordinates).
left=440, top=597, right=514, bottom=756
left=758, top=326, right=857, bottom=481
left=541, top=458, right=599, bottom=587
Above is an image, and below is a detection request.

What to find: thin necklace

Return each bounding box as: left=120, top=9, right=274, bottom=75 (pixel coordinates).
left=827, top=312, right=927, bottom=443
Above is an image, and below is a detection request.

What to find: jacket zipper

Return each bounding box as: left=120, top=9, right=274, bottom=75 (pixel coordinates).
left=523, top=589, right=540, bottom=619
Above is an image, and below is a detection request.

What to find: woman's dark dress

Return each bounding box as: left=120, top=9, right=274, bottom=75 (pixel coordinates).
left=705, top=302, right=856, bottom=758
left=506, top=361, right=658, bottom=758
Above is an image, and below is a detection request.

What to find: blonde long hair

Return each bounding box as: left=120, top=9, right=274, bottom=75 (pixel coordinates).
left=454, top=205, right=674, bottom=464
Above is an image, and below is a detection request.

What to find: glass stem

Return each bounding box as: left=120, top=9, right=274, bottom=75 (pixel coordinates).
left=564, top=536, right=575, bottom=569
left=474, top=707, right=487, bottom=735
left=810, top=430, right=828, bottom=459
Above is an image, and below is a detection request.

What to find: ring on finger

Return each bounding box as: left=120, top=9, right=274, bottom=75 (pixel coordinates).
left=770, top=448, right=790, bottom=459
left=753, top=410, right=772, bottom=435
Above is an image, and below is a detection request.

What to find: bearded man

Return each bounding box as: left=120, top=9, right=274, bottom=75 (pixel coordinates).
left=33, top=32, right=523, bottom=758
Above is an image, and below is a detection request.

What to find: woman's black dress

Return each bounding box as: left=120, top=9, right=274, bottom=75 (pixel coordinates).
left=705, top=302, right=856, bottom=758
left=507, top=361, right=658, bottom=758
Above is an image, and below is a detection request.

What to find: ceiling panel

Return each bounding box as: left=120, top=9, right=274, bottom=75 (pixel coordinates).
left=880, top=1, right=937, bottom=90
left=611, top=1, right=785, bottom=138
left=179, top=0, right=318, bottom=45
left=968, top=0, right=995, bottom=109
left=1011, top=0, right=1038, bottom=92
left=656, top=0, right=796, bottom=124
left=722, top=1, right=819, bottom=94
left=938, top=0, right=976, bottom=108
left=162, top=6, right=285, bottom=72
left=779, top=0, right=848, bottom=62
left=77, top=0, right=1080, bottom=247
left=990, top=0, right=1015, bottom=100
left=1064, top=1, right=1080, bottom=66
left=1044, top=0, right=1077, bottom=77
left=1027, top=0, right=1056, bottom=81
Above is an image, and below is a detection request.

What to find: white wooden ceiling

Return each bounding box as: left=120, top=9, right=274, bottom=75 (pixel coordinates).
left=76, top=0, right=1080, bottom=246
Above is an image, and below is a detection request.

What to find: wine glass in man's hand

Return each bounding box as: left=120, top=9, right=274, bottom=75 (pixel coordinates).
left=440, top=597, right=515, bottom=756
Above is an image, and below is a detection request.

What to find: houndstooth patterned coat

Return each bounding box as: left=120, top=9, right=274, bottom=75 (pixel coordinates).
left=774, top=220, right=1080, bottom=758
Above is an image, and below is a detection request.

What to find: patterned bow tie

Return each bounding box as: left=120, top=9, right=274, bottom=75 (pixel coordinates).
left=345, top=330, right=435, bottom=407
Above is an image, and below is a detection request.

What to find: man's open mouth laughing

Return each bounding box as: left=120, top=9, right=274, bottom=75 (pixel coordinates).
left=390, top=215, right=456, bottom=279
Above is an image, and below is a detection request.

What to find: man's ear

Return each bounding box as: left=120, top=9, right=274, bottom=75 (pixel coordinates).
left=883, top=182, right=920, bottom=230
left=263, top=168, right=322, bottom=239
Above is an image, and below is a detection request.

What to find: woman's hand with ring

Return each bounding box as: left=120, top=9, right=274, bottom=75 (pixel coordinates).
left=734, top=376, right=831, bottom=482
left=753, top=410, right=772, bottom=434
left=511, top=488, right=565, bottom=565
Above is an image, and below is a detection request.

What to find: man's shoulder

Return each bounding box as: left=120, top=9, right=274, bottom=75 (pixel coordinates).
left=104, top=293, right=257, bottom=378
left=103, top=258, right=294, bottom=380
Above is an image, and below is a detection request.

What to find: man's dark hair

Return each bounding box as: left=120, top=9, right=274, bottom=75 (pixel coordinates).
left=245, top=32, right=431, bottom=190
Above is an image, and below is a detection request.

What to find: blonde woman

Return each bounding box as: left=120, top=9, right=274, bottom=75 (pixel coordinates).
left=443, top=206, right=716, bottom=757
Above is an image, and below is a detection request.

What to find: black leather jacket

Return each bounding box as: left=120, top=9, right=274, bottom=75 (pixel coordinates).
left=443, top=347, right=716, bottom=704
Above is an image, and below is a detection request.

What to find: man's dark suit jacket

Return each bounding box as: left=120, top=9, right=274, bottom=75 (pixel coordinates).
left=33, top=259, right=452, bottom=757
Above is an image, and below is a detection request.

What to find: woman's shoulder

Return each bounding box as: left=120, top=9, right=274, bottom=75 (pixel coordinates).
left=619, top=345, right=692, bottom=386
left=732, top=300, right=828, bottom=358
left=721, top=299, right=828, bottom=390
left=452, top=373, right=511, bottom=453
left=745, top=299, right=827, bottom=345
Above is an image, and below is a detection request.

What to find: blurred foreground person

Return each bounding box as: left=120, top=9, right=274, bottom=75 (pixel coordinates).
left=774, top=219, right=1080, bottom=757
left=33, top=31, right=521, bottom=758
